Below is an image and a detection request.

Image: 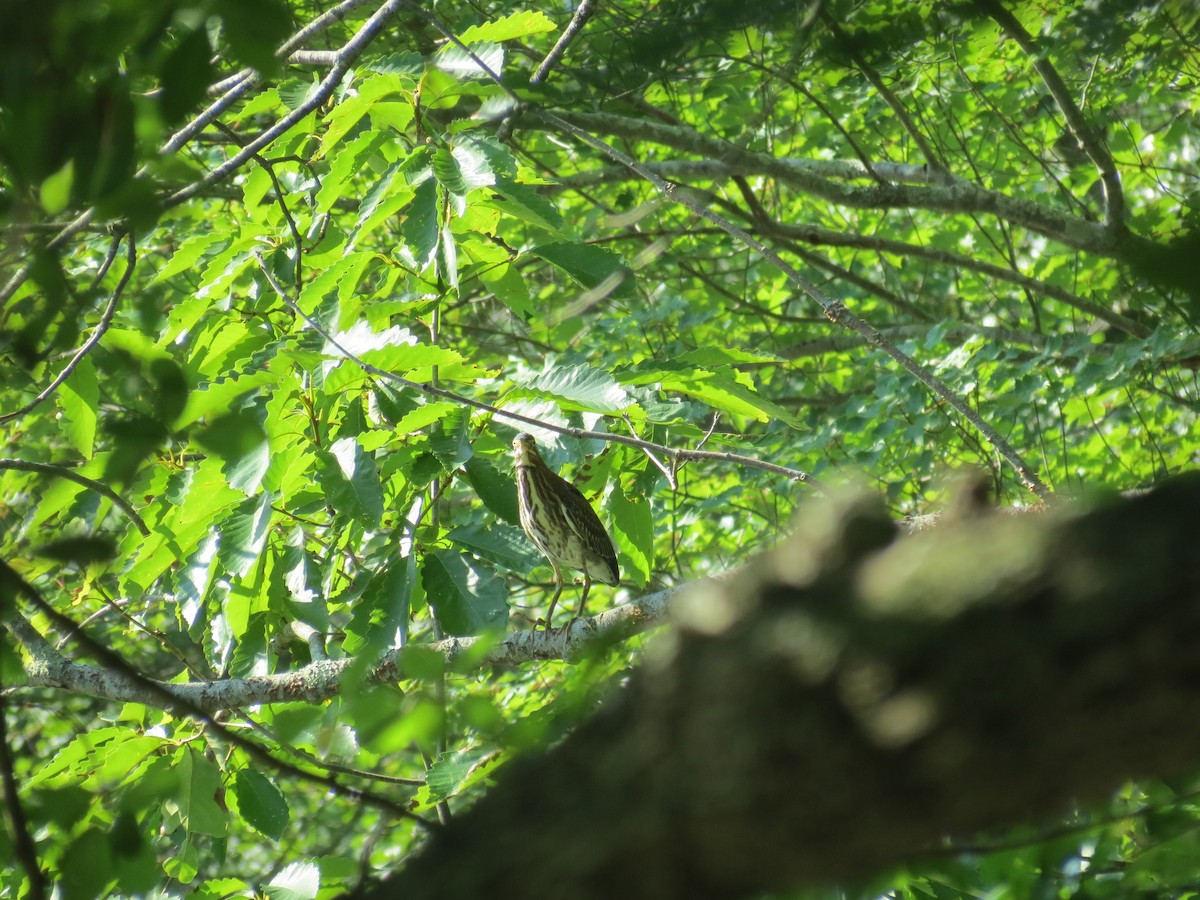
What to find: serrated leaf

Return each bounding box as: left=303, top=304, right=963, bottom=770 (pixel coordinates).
left=351, top=158, right=416, bottom=248
left=399, top=177, right=439, bottom=271
left=518, top=362, right=633, bottom=414
left=215, top=493, right=273, bottom=578
left=318, top=74, right=412, bottom=158
left=479, top=262, right=533, bottom=318
left=177, top=747, right=227, bottom=837
left=393, top=400, right=460, bottom=435
left=458, top=10, right=557, bottom=43
left=485, top=177, right=568, bottom=236
left=621, top=363, right=803, bottom=427
left=266, top=861, right=320, bottom=900
left=435, top=43, right=504, bottom=79
left=676, top=347, right=783, bottom=366
left=608, top=481, right=652, bottom=585
left=234, top=770, right=289, bottom=840
left=429, top=406, right=473, bottom=469
left=420, top=748, right=492, bottom=806
left=344, top=561, right=411, bottom=654
left=422, top=550, right=507, bottom=635
left=447, top=522, right=541, bottom=571
left=316, top=437, right=384, bottom=527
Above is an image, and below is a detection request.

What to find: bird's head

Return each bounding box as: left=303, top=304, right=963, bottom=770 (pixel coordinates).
left=512, top=432, right=539, bottom=466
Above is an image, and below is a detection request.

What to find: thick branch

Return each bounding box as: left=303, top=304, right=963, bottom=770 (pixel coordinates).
left=12, top=589, right=679, bottom=712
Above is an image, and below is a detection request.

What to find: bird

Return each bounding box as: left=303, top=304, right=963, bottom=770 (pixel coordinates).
left=512, top=432, right=619, bottom=629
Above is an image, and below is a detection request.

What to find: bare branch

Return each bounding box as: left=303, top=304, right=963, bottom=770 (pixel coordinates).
left=521, top=109, right=1152, bottom=260
left=164, top=0, right=406, bottom=209
left=14, top=584, right=682, bottom=711
left=1, top=567, right=428, bottom=825
left=531, top=0, right=597, bottom=85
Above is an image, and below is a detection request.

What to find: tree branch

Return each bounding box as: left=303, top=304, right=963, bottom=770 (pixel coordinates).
left=253, top=253, right=827, bottom=489
left=981, top=0, right=1126, bottom=229
left=12, top=588, right=681, bottom=711
left=522, top=108, right=1155, bottom=260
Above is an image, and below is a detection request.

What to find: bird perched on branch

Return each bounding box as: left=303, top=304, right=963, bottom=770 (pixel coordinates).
left=512, top=433, right=620, bottom=629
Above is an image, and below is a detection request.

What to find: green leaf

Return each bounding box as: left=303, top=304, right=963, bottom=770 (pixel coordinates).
left=420, top=748, right=493, bottom=806
left=485, top=176, right=569, bottom=236
left=176, top=747, right=228, bottom=837
left=422, top=549, right=507, bottom=635
left=317, top=74, right=413, bottom=158
left=57, top=355, right=99, bottom=457
left=518, top=362, right=633, bottom=414
left=233, top=770, right=290, bottom=840
left=435, top=42, right=504, bottom=79
left=195, top=409, right=271, bottom=494
left=458, top=10, right=557, bottom=43
left=393, top=399, right=460, bottom=435
left=215, top=493, right=274, bottom=578
left=33, top=534, right=117, bottom=566
left=434, top=147, right=469, bottom=195
left=399, top=177, right=439, bottom=271
left=463, top=456, right=520, bottom=526
left=59, top=829, right=115, bottom=900
left=40, top=159, right=74, bottom=214
left=158, top=24, right=214, bottom=123
left=266, top=861, right=321, bottom=900
left=479, top=262, right=534, bottom=318
left=607, top=480, right=652, bottom=585
left=621, top=363, right=803, bottom=427
left=428, top=406, right=473, bottom=470
left=532, top=241, right=635, bottom=298
left=316, top=437, right=384, bottom=527
left=344, top=561, right=412, bottom=654
left=447, top=522, right=541, bottom=571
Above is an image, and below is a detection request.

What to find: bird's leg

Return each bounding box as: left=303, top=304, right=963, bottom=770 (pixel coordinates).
left=569, top=574, right=592, bottom=627
left=542, top=562, right=565, bottom=630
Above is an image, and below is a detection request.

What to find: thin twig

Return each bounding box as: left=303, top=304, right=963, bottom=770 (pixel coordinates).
left=531, top=0, right=597, bottom=85
left=165, top=0, right=406, bottom=209
left=622, top=413, right=676, bottom=489
left=213, top=122, right=306, bottom=290
left=0, top=460, right=150, bottom=535
left=0, top=233, right=135, bottom=425
left=980, top=0, right=1125, bottom=229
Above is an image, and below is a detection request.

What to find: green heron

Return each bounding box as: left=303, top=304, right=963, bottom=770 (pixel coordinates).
left=512, top=433, right=619, bottom=628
